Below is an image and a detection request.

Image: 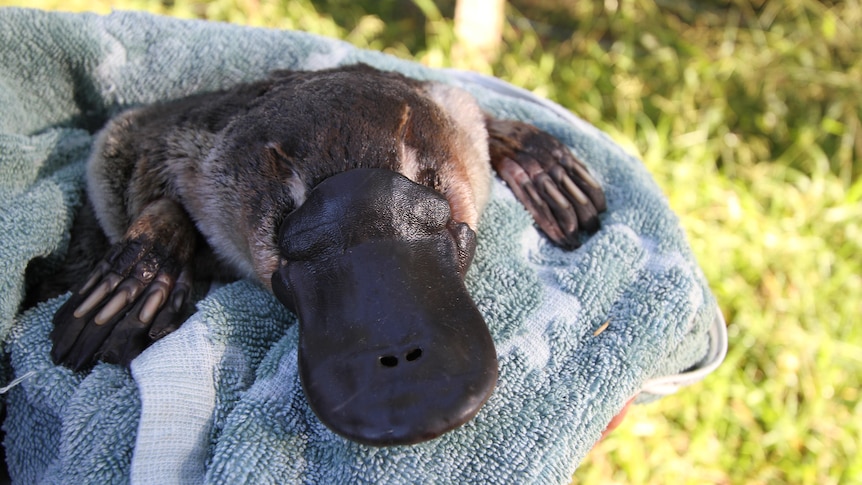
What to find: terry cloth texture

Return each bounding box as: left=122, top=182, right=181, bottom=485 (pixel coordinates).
left=0, top=8, right=726, bottom=484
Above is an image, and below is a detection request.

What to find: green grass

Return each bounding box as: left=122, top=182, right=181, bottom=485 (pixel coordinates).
left=3, top=0, right=860, bottom=483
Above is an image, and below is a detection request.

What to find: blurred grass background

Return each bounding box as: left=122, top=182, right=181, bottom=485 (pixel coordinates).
left=2, top=0, right=860, bottom=483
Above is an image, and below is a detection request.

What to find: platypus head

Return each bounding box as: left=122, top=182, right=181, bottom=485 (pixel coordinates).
left=271, top=168, right=498, bottom=446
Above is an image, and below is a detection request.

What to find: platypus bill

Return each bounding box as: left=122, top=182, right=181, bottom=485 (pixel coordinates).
left=47, top=64, right=606, bottom=446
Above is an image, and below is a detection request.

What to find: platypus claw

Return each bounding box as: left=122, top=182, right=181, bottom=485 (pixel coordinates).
left=50, top=237, right=193, bottom=371
left=487, top=118, right=606, bottom=249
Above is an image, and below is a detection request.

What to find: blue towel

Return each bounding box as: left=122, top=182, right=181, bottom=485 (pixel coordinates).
left=0, top=8, right=726, bottom=484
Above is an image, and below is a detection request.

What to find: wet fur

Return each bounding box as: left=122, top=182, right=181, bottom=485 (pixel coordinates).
left=87, top=66, right=491, bottom=288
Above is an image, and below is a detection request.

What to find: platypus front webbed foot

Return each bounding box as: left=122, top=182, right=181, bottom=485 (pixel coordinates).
left=51, top=199, right=196, bottom=371
left=486, top=118, right=607, bottom=249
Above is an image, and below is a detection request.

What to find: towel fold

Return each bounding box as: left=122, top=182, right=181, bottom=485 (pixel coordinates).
left=1, top=8, right=725, bottom=484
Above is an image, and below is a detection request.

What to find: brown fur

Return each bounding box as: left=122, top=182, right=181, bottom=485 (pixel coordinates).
left=86, top=65, right=490, bottom=288
left=48, top=64, right=606, bottom=372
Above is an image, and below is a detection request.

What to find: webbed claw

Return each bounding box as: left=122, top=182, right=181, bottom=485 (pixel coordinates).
left=487, top=118, right=606, bottom=249
left=51, top=199, right=197, bottom=371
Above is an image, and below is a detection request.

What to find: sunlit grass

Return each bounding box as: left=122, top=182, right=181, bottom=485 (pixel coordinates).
left=2, top=0, right=860, bottom=483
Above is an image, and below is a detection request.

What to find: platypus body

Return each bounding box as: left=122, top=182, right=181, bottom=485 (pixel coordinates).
left=48, top=64, right=606, bottom=446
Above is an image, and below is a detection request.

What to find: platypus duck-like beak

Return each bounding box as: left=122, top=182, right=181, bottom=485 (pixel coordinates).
left=271, top=168, right=498, bottom=446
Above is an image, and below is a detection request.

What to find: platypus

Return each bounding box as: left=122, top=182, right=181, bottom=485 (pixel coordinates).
left=48, top=64, right=606, bottom=446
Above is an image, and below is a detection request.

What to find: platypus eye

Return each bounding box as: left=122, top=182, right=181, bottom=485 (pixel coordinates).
left=264, top=141, right=292, bottom=165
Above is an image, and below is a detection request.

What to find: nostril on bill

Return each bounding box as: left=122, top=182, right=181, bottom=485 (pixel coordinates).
left=378, top=348, right=423, bottom=367
left=405, top=348, right=422, bottom=362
